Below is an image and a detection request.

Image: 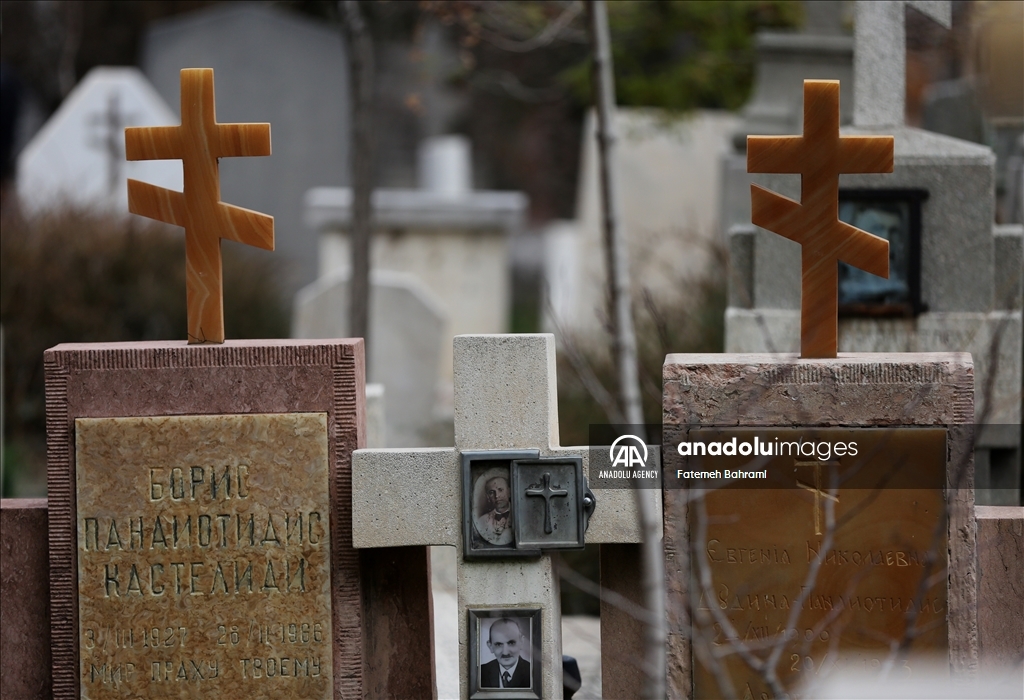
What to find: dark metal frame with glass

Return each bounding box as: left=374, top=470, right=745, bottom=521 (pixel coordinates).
left=462, top=450, right=542, bottom=560
left=838, top=188, right=928, bottom=317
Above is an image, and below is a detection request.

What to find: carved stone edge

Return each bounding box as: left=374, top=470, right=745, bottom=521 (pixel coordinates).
left=43, top=339, right=365, bottom=700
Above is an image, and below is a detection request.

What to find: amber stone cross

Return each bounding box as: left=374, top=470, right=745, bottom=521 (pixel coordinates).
left=125, top=68, right=274, bottom=344
left=748, top=80, right=894, bottom=358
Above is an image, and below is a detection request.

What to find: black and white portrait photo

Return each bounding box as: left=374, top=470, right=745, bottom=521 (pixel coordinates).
left=472, top=467, right=514, bottom=546
left=468, top=608, right=542, bottom=698
left=480, top=617, right=531, bottom=688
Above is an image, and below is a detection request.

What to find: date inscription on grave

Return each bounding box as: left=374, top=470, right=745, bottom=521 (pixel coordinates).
left=76, top=413, right=333, bottom=699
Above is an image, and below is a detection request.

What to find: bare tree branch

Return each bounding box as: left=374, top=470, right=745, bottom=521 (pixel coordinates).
left=340, top=0, right=375, bottom=364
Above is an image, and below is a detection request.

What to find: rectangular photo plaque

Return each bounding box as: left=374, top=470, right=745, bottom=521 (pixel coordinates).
left=467, top=608, right=542, bottom=699
left=462, top=450, right=541, bottom=560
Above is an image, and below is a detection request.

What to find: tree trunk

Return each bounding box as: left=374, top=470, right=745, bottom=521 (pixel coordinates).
left=587, top=1, right=666, bottom=696
left=341, top=0, right=374, bottom=365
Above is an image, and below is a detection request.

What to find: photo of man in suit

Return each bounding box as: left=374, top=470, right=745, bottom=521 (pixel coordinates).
left=479, top=617, right=531, bottom=689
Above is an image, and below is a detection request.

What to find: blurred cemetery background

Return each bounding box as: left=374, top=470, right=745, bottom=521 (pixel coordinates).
left=1, top=2, right=1020, bottom=697
left=5, top=0, right=1016, bottom=490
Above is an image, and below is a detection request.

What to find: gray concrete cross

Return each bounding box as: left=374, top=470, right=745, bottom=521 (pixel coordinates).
left=854, top=0, right=951, bottom=127
left=351, top=334, right=656, bottom=699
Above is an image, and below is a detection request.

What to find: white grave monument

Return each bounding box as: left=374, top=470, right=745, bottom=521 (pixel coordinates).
left=351, top=334, right=657, bottom=699
left=852, top=0, right=951, bottom=127
left=544, top=109, right=739, bottom=341
left=292, top=269, right=446, bottom=448
left=16, top=67, right=182, bottom=214
left=303, top=135, right=526, bottom=415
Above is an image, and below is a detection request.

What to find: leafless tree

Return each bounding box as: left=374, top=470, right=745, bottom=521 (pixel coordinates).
left=340, top=0, right=375, bottom=361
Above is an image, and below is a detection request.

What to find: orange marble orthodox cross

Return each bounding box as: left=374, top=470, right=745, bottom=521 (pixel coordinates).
left=125, top=68, right=274, bottom=344
left=748, top=80, right=894, bottom=358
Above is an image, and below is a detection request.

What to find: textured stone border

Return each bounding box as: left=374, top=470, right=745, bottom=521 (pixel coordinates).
left=44, top=339, right=403, bottom=699
left=976, top=505, right=1024, bottom=677
left=663, top=352, right=977, bottom=698
left=0, top=498, right=52, bottom=698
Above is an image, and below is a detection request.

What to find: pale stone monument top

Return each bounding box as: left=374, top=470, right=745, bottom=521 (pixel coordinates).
left=125, top=68, right=275, bottom=344
left=15, top=66, right=183, bottom=214
left=748, top=79, right=894, bottom=358
left=853, top=0, right=951, bottom=127
left=352, top=334, right=656, bottom=699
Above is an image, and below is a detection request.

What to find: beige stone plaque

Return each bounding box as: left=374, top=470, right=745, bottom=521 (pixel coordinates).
left=685, top=428, right=948, bottom=699
left=75, top=413, right=333, bottom=699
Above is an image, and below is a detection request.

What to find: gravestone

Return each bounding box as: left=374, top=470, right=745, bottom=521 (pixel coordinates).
left=663, top=76, right=978, bottom=698
left=351, top=333, right=658, bottom=699
left=15, top=67, right=182, bottom=214
left=41, top=67, right=432, bottom=699
left=726, top=0, right=1023, bottom=504
left=292, top=269, right=447, bottom=447
left=0, top=498, right=51, bottom=698
left=141, top=3, right=350, bottom=293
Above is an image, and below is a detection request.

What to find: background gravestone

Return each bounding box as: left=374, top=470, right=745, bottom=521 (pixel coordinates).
left=292, top=269, right=447, bottom=447
left=304, top=136, right=527, bottom=431
left=16, top=67, right=182, bottom=214
left=719, top=1, right=854, bottom=234
left=141, top=3, right=350, bottom=294
left=544, top=108, right=739, bottom=342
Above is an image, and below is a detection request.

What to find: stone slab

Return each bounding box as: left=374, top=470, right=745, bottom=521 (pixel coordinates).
left=687, top=427, right=948, bottom=698
left=74, top=413, right=332, bottom=698
left=976, top=506, right=1024, bottom=676
left=44, top=340, right=433, bottom=699
left=663, top=353, right=977, bottom=698
left=725, top=310, right=1021, bottom=425
left=0, top=498, right=52, bottom=698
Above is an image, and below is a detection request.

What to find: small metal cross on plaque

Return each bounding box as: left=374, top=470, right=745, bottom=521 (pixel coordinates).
left=795, top=460, right=840, bottom=536
left=125, top=68, right=274, bottom=344
left=525, top=473, right=569, bottom=534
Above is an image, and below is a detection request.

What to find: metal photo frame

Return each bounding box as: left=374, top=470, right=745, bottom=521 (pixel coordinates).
left=468, top=607, right=543, bottom=699
left=511, top=456, right=587, bottom=550
left=462, top=450, right=542, bottom=560
left=837, top=188, right=928, bottom=317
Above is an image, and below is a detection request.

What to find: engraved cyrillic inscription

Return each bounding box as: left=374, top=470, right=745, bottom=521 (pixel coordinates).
left=76, top=413, right=333, bottom=699
left=684, top=428, right=948, bottom=699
